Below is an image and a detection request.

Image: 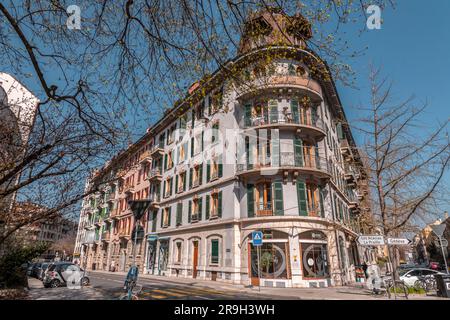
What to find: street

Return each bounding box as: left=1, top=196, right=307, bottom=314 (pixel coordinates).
left=25, top=271, right=447, bottom=300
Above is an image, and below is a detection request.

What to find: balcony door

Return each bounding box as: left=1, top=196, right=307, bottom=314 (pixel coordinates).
left=192, top=241, right=199, bottom=278
left=255, top=182, right=272, bottom=216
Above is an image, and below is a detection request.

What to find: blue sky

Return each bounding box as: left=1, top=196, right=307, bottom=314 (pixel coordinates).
left=336, top=0, right=450, bottom=133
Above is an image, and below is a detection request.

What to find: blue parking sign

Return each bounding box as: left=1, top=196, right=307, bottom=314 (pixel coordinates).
left=252, top=231, right=263, bottom=246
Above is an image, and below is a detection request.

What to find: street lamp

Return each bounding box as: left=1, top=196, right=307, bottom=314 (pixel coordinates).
left=128, top=199, right=151, bottom=267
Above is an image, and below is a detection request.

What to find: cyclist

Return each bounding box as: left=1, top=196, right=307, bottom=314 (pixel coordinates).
left=123, top=265, right=139, bottom=292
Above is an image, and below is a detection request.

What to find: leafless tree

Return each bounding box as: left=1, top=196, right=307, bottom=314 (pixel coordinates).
left=0, top=1, right=394, bottom=247
left=353, top=66, right=449, bottom=267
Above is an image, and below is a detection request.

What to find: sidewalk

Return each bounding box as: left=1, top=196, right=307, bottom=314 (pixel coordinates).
left=91, top=270, right=446, bottom=300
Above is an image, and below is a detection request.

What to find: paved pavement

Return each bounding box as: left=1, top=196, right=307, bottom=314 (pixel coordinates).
left=25, top=272, right=447, bottom=300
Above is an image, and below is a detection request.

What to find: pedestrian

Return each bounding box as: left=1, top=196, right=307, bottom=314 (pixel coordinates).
left=362, top=261, right=368, bottom=279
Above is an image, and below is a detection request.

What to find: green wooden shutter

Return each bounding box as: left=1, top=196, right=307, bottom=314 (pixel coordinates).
left=163, top=180, right=166, bottom=198
left=273, top=181, right=284, bottom=215
left=271, top=134, right=280, bottom=167
left=183, top=173, right=186, bottom=191
left=294, top=137, right=303, bottom=167
left=211, top=239, right=219, bottom=264
left=205, top=195, right=210, bottom=220
left=189, top=168, right=193, bottom=188
left=244, top=103, right=252, bottom=127
left=164, top=154, right=168, bottom=171
left=291, top=100, right=299, bottom=124
left=201, top=132, right=204, bottom=151
left=297, top=180, right=308, bottom=216
left=199, top=165, right=203, bottom=185
left=152, top=212, right=157, bottom=232
left=218, top=162, right=223, bottom=178
left=170, top=177, right=173, bottom=195
left=175, top=175, right=179, bottom=193
left=269, top=99, right=278, bottom=123
left=176, top=203, right=182, bottom=226
left=198, top=197, right=203, bottom=220
left=339, top=200, right=343, bottom=221
left=168, top=207, right=171, bottom=226
left=247, top=140, right=253, bottom=170
left=188, top=201, right=192, bottom=223
left=247, top=184, right=255, bottom=217
left=160, top=210, right=163, bottom=228
left=218, top=191, right=222, bottom=218
left=315, top=144, right=321, bottom=169
left=206, top=161, right=210, bottom=182
left=191, top=137, right=194, bottom=157
left=319, top=186, right=325, bottom=218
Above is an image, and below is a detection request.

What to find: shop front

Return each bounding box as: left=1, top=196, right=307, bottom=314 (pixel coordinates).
left=248, top=230, right=291, bottom=287
left=298, top=230, right=330, bottom=286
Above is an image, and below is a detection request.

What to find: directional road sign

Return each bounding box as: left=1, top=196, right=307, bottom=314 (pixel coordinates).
left=431, top=224, right=446, bottom=237
left=357, top=235, right=385, bottom=246
left=387, top=238, right=412, bottom=245
left=252, top=231, right=263, bottom=246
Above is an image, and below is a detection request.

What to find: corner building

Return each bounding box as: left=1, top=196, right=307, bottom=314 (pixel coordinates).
left=76, top=8, right=374, bottom=288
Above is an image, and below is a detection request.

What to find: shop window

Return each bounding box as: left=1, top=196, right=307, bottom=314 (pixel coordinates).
left=250, top=242, right=289, bottom=279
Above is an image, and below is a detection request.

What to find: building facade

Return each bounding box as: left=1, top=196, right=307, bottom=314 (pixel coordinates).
left=75, top=8, right=374, bottom=287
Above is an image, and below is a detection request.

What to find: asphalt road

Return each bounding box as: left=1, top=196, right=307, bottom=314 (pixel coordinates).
left=89, top=272, right=277, bottom=300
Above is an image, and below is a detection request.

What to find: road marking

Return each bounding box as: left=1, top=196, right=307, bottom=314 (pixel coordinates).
left=141, top=291, right=167, bottom=299
left=151, top=289, right=185, bottom=297
left=194, top=295, right=212, bottom=300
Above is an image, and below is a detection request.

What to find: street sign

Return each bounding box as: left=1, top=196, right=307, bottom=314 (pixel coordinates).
left=387, top=238, right=411, bottom=245
left=252, top=231, right=263, bottom=246
left=357, top=235, right=385, bottom=246
left=435, top=239, right=449, bottom=248
left=431, top=224, right=446, bottom=237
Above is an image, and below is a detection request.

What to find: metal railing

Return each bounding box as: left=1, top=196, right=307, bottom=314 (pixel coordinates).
left=244, top=110, right=325, bottom=131
left=256, top=202, right=273, bottom=216
left=149, top=168, right=162, bottom=179
left=237, top=152, right=330, bottom=175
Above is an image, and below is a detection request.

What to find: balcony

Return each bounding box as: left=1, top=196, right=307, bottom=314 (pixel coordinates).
left=191, top=212, right=199, bottom=222
left=150, top=144, right=164, bottom=158
left=124, top=185, right=134, bottom=195
left=139, top=150, right=152, bottom=164
left=191, top=178, right=200, bottom=188
left=149, top=195, right=161, bottom=209
left=256, top=202, right=273, bottom=217
left=148, top=168, right=162, bottom=182
left=243, top=111, right=325, bottom=139
left=236, top=152, right=331, bottom=179
left=236, top=75, right=323, bottom=103
left=102, top=232, right=110, bottom=242
left=340, top=139, right=353, bottom=161
left=209, top=208, right=219, bottom=219
left=118, top=230, right=131, bottom=239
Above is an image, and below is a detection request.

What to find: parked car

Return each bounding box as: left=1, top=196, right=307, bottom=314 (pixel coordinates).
left=43, top=262, right=89, bottom=288
left=399, top=268, right=445, bottom=287
left=30, top=263, right=42, bottom=278
left=26, top=262, right=34, bottom=276
left=38, top=263, right=50, bottom=280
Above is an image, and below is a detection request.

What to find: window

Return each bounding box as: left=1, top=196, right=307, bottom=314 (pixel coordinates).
left=193, top=133, right=203, bottom=155
left=176, top=171, right=186, bottom=193
left=163, top=177, right=173, bottom=198
left=178, top=142, right=188, bottom=163
left=165, top=149, right=174, bottom=170
left=210, top=239, right=219, bottom=264
left=208, top=156, right=222, bottom=181
left=176, top=203, right=183, bottom=226
left=175, top=242, right=182, bottom=263
left=301, top=243, right=329, bottom=278
left=189, top=197, right=202, bottom=222
left=206, top=191, right=222, bottom=219
left=167, top=125, right=176, bottom=145
left=255, top=182, right=272, bottom=216
left=162, top=207, right=171, bottom=228
left=211, top=121, right=219, bottom=144
left=190, top=164, right=202, bottom=188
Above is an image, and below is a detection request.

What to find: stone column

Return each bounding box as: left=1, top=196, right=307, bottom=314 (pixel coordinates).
left=289, top=228, right=302, bottom=287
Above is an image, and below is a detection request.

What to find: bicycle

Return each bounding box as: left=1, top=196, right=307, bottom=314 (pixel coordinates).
left=414, top=275, right=437, bottom=293
left=119, top=282, right=142, bottom=300
left=383, top=277, right=409, bottom=299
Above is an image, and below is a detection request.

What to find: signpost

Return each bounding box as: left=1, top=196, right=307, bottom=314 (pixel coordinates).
left=357, top=235, right=385, bottom=246
left=431, top=225, right=449, bottom=274
left=387, top=238, right=411, bottom=246
left=252, top=231, right=263, bottom=291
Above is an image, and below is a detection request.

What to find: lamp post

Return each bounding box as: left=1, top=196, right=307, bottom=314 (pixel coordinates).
left=128, top=200, right=151, bottom=267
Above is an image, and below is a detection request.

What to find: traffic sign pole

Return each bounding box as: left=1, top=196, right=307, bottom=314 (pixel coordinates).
left=257, top=245, right=261, bottom=292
